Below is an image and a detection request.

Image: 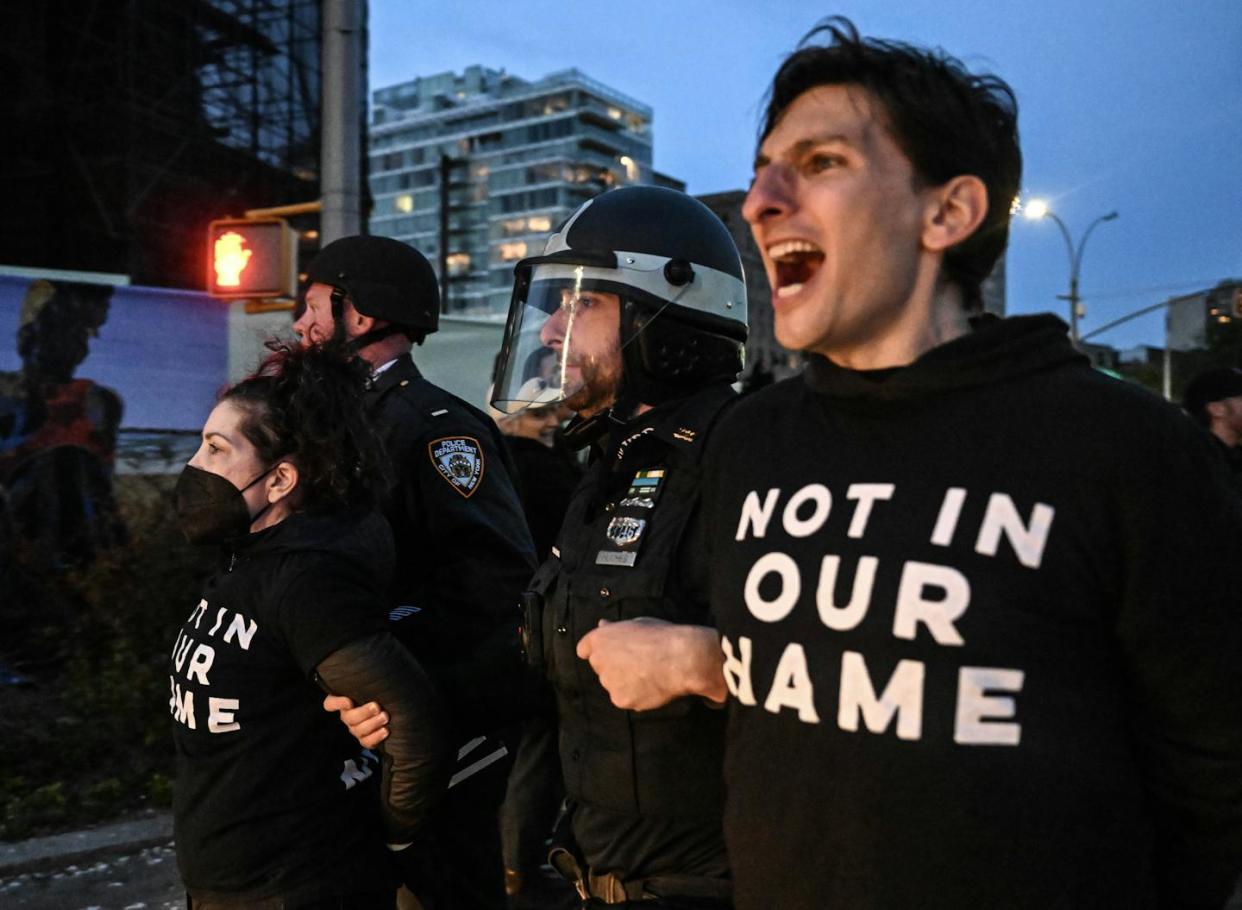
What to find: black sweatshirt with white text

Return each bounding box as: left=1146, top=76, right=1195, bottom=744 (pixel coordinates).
left=704, top=314, right=1242, bottom=909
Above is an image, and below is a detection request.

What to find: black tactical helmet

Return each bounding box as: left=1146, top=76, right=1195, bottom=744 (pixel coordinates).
left=304, top=235, right=440, bottom=337
left=492, top=186, right=748, bottom=415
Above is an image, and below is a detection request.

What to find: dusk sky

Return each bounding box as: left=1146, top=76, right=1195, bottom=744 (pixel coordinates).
left=370, top=1, right=1241, bottom=350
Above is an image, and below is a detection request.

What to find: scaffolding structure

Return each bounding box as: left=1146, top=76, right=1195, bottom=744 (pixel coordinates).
left=1, top=0, right=327, bottom=289
left=197, top=0, right=321, bottom=175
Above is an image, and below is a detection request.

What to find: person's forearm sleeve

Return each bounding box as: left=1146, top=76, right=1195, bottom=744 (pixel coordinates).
left=317, top=632, right=450, bottom=844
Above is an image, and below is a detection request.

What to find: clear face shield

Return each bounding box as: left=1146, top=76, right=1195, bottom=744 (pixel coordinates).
left=492, top=249, right=741, bottom=417
left=492, top=261, right=632, bottom=417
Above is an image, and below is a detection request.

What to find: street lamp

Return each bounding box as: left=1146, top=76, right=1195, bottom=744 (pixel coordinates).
left=1022, top=200, right=1119, bottom=343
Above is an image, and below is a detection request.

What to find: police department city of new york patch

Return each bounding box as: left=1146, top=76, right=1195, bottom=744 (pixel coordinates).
left=429, top=436, right=485, bottom=498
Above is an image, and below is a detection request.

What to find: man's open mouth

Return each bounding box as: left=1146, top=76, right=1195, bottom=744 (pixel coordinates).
left=768, top=240, right=825, bottom=299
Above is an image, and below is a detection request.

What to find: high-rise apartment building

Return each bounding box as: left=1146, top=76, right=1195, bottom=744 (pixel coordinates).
left=368, top=65, right=683, bottom=315
left=1165, top=280, right=1242, bottom=352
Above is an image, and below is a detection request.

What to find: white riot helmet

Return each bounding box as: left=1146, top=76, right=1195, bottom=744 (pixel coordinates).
left=491, top=186, right=748, bottom=417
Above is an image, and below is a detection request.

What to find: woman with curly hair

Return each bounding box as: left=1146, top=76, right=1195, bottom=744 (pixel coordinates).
left=169, top=341, right=446, bottom=909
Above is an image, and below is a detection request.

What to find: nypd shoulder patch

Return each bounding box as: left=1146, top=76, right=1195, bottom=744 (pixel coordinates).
left=429, top=436, right=485, bottom=498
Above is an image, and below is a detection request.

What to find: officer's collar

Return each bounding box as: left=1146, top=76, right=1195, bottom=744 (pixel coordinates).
left=365, top=352, right=420, bottom=395
left=602, top=383, right=735, bottom=466
left=642, top=383, right=735, bottom=452
left=371, top=357, right=400, bottom=379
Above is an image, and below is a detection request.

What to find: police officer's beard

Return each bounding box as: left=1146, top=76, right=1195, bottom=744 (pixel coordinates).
left=564, top=348, right=622, bottom=419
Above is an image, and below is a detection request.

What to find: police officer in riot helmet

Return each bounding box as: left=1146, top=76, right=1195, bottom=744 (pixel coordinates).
left=493, top=186, right=747, bottom=440
left=299, top=235, right=537, bottom=910
left=489, top=185, right=748, bottom=907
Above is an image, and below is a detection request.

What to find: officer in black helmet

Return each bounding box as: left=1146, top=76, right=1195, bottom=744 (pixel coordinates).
left=489, top=185, right=748, bottom=908
left=297, top=235, right=536, bottom=910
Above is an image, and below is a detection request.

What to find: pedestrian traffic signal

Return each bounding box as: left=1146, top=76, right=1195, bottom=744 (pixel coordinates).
left=206, top=218, right=298, bottom=299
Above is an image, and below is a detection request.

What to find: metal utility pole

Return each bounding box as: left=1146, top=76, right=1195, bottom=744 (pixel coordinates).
left=321, top=0, right=365, bottom=244
left=1025, top=204, right=1118, bottom=344
left=439, top=154, right=452, bottom=312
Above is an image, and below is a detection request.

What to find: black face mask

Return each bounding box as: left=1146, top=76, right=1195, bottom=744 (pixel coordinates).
left=174, top=464, right=277, bottom=546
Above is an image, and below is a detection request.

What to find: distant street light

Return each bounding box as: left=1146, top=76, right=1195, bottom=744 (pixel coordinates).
left=1022, top=201, right=1119, bottom=343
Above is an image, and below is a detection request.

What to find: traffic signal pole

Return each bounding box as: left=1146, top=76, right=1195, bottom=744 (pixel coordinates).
left=206, top=2, right=362, bottom=317
left=321, top=0, right=365, bottom=245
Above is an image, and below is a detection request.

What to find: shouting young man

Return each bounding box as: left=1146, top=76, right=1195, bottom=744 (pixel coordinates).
left=578, top=19, right=1242, bottom=909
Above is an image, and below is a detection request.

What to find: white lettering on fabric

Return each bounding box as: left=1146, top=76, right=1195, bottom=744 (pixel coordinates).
left=763, top=643, right=821, bottom=723
left=726, top=483, right=1051, bottom=747
left=838, top=651, right=925, bottom=741
left=744, top=552, right=801, bottom=622
left=721, top=635, right=756, bottom=705
left=845, top=484, right=894, bottom=538
left=930, top=487, right=968, bottom=547
left=975, top=494, right=1055, bottom=569
left=735, top=489, right=781, bottom=540
left=207, top=697, right=241, bottom=733
left=340, top=758, right=374, bottom=790
left=169, top=677, right=196, bottom=729
left=172, top=630, right=194, bottom=672
left=185, top=643, right=216, bottom=685
left=815, top=555, right=878, bottom=631
left=892, top=562, right=969, bottom=646
left=222, top=614, right=258, bottom=650
left=955, top=667, right=1024, bottom=745
left=170, top=600, right=259, bottom=735
left=782, top=484, right=832, bottom=538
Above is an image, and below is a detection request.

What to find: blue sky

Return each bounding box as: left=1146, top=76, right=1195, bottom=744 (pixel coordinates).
left=369, top=0, right=1241, bottom=350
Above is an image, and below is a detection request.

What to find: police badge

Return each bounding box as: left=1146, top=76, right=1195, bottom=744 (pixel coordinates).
left=606, top=516, right=646, bottom=547
left=428, top=436, right=485, bottom=498
left=595, top=467, right=668, bottom=567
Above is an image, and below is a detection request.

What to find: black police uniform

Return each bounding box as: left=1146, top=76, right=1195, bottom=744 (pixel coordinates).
left=499, top=429, right=581, bottom=883
left=505, top=434, right=583, bottom=562
left=368, top=351, right=537, bottom=910
left=527, top=384, right=736, bottom=908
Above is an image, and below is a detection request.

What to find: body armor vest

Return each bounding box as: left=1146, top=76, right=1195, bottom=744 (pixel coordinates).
left=529, top=386, right=734, bottom=819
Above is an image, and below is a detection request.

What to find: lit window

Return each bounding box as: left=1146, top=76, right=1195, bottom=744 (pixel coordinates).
left=619, top=155, right=639, bottom=182
left=498, top=241, right=528, bottom=261
left=446, top=253, right=471, bottom=276
left=607, top=106, right=623, bottom=120
left=528, top=216, right=552, bottom=232
left=502, top=217, right=527, bottom=235
left=394, top=194, right=414, bottom=213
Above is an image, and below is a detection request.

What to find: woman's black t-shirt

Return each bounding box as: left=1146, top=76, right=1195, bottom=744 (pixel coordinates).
left=170, top=509, right=394, bottom=902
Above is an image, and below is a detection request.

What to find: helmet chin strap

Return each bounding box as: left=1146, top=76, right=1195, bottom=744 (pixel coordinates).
left=346, top=323, right=405, bottom=353
left=559, top=382, right=652, bottom=452
left=328, top=287, right=405, bottom=354
left=559, top=410, right=619, bottom=451
left=610, top=375, right=646, bottom=423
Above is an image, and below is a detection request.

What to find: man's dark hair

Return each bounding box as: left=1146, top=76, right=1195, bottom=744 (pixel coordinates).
left=760, top=17, right=1021, bottom=311
left=222, top=340, right=391, bottom=513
